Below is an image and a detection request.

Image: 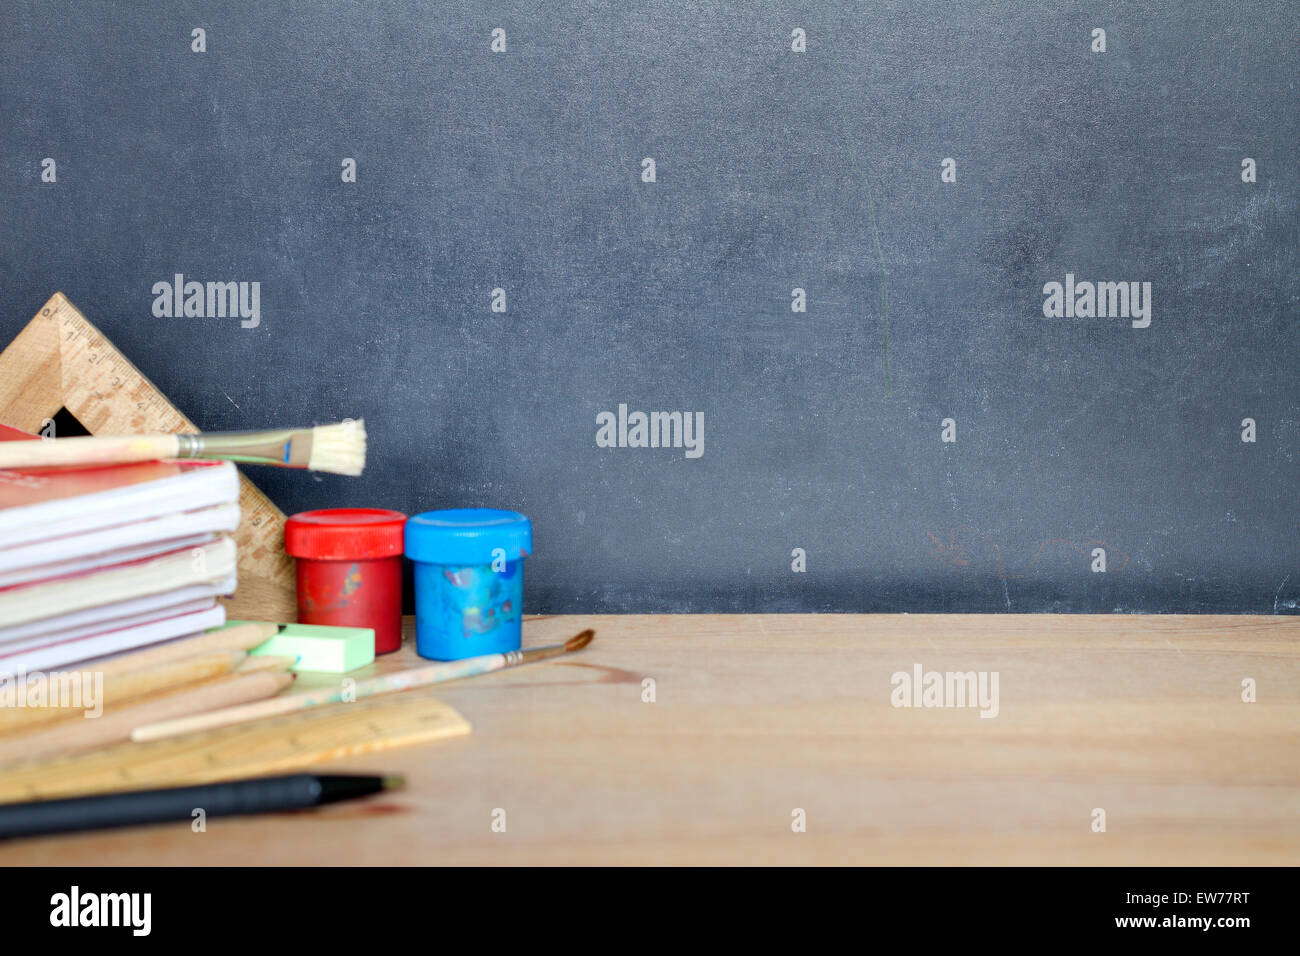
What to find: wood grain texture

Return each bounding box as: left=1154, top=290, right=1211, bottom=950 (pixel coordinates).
left=0, top=613, right=1296, bottom=865
left=0, top=293, right=296, bottom=620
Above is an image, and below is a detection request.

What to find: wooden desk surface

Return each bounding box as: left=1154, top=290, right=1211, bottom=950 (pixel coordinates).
left=2, top=614, right=1298, bottom=866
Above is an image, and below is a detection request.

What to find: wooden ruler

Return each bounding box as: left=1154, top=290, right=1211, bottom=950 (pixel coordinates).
left=0, top=292, right=296, bottom=619
left=0, top=693, right=470, bottom=803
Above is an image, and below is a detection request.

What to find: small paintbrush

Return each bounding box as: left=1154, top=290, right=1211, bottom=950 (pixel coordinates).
left=133, top=629, right=597, bottom=742
left=0, top=419, right=366, bottom=476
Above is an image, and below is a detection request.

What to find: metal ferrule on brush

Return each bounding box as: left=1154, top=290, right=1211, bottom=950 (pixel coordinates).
left=175, top=429, right=311, bottom=467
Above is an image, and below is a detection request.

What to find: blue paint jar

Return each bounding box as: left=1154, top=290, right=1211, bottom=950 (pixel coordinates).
left=404, top=509, right=532, bottom=661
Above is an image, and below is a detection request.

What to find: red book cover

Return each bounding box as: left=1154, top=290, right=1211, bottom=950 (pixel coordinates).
left=0, top=423, right=231, bottom=510
left=0, top=423, right=240, bottom=548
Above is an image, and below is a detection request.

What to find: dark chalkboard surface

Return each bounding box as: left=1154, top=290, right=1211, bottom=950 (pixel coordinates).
left=1, top=2, right=1296, bottom=613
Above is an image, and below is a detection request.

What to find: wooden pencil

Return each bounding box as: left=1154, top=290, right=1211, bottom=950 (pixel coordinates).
left=0, top=650, right=247, bottom=735
left=85, top=622, right=278, bottom=677
left=235, top=654, right=298, bottom=674
left=0, top=670, right=294, bottom=765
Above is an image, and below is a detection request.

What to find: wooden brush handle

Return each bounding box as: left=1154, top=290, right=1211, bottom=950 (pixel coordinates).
left=0, top=433, right=181, bottom=469
left=0, top=671, right=294, bottom=766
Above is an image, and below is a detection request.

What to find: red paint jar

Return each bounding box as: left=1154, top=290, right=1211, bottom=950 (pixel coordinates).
left=284, top=508, right=408, bottom=655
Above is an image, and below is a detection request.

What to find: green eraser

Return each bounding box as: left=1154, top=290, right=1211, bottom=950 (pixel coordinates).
left=226, top=620, right=376, bottom=673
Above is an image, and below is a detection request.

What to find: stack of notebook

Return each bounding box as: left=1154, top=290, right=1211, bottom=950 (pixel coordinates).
left=0, top=424, right=239, bottom=675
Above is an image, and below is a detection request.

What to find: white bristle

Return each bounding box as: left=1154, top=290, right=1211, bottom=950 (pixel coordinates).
left=306, top=419, right=367, bottom=476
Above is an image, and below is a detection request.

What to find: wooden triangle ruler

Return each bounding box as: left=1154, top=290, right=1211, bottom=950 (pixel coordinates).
left=0, top=292, right=296, bottom=620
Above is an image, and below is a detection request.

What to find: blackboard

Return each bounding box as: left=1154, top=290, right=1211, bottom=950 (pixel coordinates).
left=1, top=2, right=1296, bottom=613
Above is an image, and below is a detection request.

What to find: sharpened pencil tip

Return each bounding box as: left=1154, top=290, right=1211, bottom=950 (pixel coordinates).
left=565, top=629, right=595, bottom=652
left=381, top=775, right=406, bottom=791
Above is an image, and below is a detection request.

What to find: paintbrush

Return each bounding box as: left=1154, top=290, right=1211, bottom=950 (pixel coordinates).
left=0, top=420, right=366, bottom=476
left=133, top=629, right=596, bottom=742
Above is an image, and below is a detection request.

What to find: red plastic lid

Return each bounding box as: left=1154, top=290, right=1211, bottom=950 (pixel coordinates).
left=285, top=508, right=407, bottom=560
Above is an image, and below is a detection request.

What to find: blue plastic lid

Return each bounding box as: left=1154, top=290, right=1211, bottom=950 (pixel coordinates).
left=404, top=508, right=533, bottom=566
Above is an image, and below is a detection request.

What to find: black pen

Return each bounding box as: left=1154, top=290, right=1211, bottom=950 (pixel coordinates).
left=0, top=773, right=404, bottom=840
